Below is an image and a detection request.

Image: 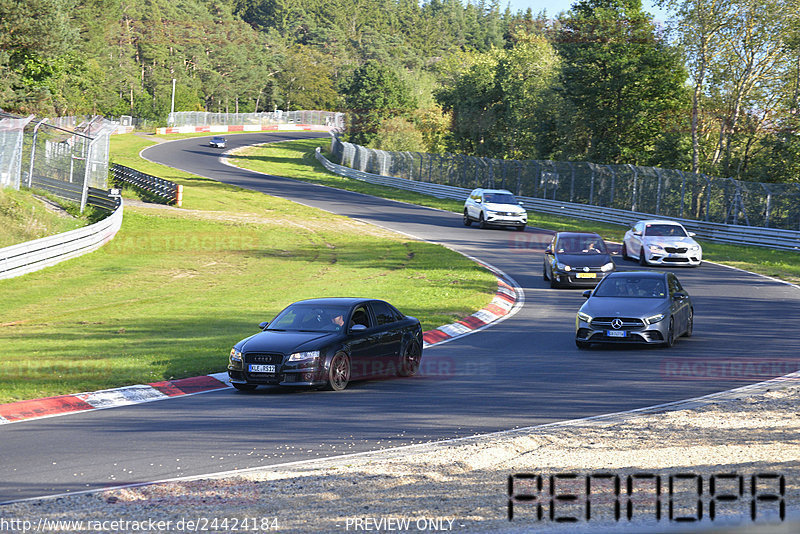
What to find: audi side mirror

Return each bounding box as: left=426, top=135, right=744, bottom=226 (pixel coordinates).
left=350, top=324, right=367, bottom=332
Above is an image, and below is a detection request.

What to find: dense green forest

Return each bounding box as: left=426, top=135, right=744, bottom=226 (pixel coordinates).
left=1, top=0, right=798, bottom=182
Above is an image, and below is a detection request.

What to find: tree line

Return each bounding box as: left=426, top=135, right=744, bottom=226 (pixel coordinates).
left=1, top=0, right=797, bottom=183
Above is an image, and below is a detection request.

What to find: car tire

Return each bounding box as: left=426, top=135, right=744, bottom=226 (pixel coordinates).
left=663, top=317, right=675, bottom=348
left=543, top=263, right=549, bottom=281
left=478, top=212, right=487, bottom=229
left=398, top=341, right=421, bottom=377
left=463, top=210, right=472, bottom=226
left=325, top=352, right=350, bottom=391
left=621, top=243, right=630, bottom=260
left=516, top=224, right=526, bottom=231
left=549, top=275, right=560, bottom=289
left=575, top=340, right=590, bottom=349
left=232, top=383, right=257, bottom=391
left=684, top=309, right=693, bottom=337
left=639, top=248, right=649, bottom=266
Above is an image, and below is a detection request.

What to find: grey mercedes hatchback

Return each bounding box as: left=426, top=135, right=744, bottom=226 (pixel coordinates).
left=575, top=271, right=693, bottom=348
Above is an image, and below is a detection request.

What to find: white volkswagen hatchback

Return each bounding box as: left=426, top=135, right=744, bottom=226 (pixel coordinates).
left=463, top=188, right=527, bottom=231
left=622, top=220, right=702, bottom=267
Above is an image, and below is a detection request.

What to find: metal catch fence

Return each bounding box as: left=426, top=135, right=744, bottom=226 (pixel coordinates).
left=1, top=112, right=118, bottom=212
left=168, top=110, right=345, bottom=130
left=331, top=137, right=800, bottom=232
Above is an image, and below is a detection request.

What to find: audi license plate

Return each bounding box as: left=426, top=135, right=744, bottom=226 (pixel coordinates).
left=249, top=364, right=276, bottom=373
left=576, top=273, right=596, bottom=278
left=606, top=330, right=627, bottom=338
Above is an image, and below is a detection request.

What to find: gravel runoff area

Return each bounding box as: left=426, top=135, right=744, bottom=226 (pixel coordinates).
left=2, top=373, right=798, bottom=534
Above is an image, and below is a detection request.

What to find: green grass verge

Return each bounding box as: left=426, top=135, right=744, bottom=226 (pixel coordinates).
left=230, top=138, right=800, bottom=286
left=0, top=188, right=89, bottom=248
left=0, top=133, right=496, bottom=404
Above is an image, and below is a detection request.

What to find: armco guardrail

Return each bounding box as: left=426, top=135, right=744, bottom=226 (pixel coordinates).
left=0, top=198, right=124, bottom=280
left=111, top=164, right=183, bottom=206
left=31, top=176, right=119, bottom=211
left=316, top=148, right=800, bottom=252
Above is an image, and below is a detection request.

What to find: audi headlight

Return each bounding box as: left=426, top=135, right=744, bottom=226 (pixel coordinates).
left=577, top=312, right=592, bottom=323
left=230, top=348, right=242, bottom=362
left=557, top=262, right=572, bottom=272
left=601, top=262, right=615, bottom=272
left=648, top=244, right=664, bottom=252
left=644, top=313, right=665, bottom=325
left=288, top=350, right=320, bottom=362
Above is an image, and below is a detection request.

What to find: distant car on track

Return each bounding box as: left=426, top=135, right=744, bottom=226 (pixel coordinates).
left=228, top=298, right=423, bottom=391
left=575, top=271, right=693, bottom=348
left=543, top=232, right=616, bottom=288
left=463, top=188, right=527, bottom=231
left=209, top=136, right=227, bottom=148
left=622, top=219, right=702, bottom=267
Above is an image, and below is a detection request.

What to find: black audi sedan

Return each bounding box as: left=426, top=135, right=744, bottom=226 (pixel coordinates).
left=543, top=232, right=616, bottom=288
left=228, top=298, right=424, bottom=391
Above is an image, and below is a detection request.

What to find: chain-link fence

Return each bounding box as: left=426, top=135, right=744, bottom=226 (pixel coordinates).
left=168, top=110, right=345, bottom=130
left=1, top=112, right=117, bottom=212
left=331, top=137, right=800, bottom=231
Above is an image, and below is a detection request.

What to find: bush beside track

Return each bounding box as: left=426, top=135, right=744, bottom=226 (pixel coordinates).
left=0, top=133, right=496, bottom=404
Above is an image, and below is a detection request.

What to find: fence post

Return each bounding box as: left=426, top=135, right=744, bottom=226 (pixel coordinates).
left=80, top=138, right=95, bottom=213
left=761, top=183, right=771, bottom=228
left=703, top=174, right=711, bottom=222
left=27, top=118, right=48, bottom=188
left=569, top=162, right=575, bottom=203
left=606, top=165, right=616, bottom=205
left=655, top=168, right=663, bottom=214
left=678, top=170, right=686, bottom=218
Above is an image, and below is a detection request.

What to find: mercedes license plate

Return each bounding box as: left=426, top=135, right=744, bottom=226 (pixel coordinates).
left=249, top=364, right=276, bottom=373
left=606, top=330, right=627, bottom=338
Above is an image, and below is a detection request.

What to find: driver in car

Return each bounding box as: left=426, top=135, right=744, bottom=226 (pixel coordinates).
left=331, top=313, right=345, bottom=330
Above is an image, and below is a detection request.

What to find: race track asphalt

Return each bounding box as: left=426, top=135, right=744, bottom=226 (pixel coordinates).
left=1, top=132, right=798, bottom=503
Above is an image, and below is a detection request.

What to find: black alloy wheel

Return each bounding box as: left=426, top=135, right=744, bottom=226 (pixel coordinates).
left=549, top=273, right=560, bottom=289
left=398, top=342, right=421, bottom=377
left=684, top=309, right=694, bottom=337
left=326, top=352, right=351, bottom=391
left=663, top=317, right=675, bottom=348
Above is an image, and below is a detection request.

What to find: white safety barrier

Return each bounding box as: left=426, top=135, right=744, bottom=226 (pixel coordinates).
left=0, top=199, right=124, bottom=280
